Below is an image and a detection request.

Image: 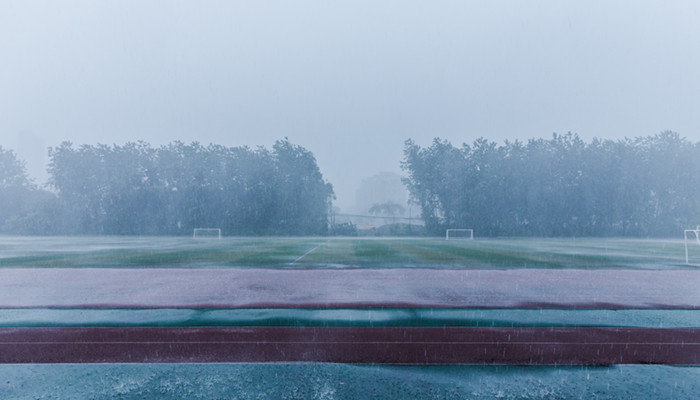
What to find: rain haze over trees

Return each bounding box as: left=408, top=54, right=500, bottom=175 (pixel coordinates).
left=3, top=1, right=700, bottom=212
left=0, top=146, right=54, bottom=232
left=1, top=140, right=333, bottom=236
left=2, top=132, right=699, bottom=238
left=2, top=2, right=700, bottom=238
left=402, top=132, right=700, bottom=237
left=354, top=172, right=409, bottom=215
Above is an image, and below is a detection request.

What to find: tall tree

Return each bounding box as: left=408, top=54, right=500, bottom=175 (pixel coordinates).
left=272, top=139, right=334, bottom=235
left=402, top=133, right=700, bottom=237
left=45, top=139, right=334, bottom=236
left=0, top=146, right=33, bottom=229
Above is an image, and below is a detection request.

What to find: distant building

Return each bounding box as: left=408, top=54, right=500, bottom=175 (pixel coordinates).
left=354, top=172, right=408, bottom=215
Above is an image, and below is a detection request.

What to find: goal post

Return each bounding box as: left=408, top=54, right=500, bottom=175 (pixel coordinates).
left=193, top=228, right=222, bottom=239
left=446, top=229, right=473, bottom=240
left=684, top=227, right=700, bottom=264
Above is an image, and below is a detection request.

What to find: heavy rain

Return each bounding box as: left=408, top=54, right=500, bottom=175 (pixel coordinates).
left=1, top=1, right=700, bottom=398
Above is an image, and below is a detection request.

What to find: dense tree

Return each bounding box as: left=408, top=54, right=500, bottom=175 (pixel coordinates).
left=0, top=146, right=61, bottom=234
left=272, top=139, right=334, bottom=235
left=0, top=146, right=31, bottom=188
left=0, top=146, right=32, bottom=229
left=4, top=132, right=698, bottom=238
left=43, top=140, right=334, bottom=236
left=402, top=132, right=700, bottom=237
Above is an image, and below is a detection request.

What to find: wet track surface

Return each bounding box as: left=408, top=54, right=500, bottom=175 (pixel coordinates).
left=1, top=237, right=699, bottom=398
left=1, top=267, right=698, bottom=365
left=1, top=268, right=698, bottom=309
left=2, top=326, right=698, bottom=364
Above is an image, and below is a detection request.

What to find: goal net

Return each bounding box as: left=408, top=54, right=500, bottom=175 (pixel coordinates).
left=446, top=229, right=473, bottom=240
left=193, top=228, right=222, bottom=239
left=684, top=227, right=700, bottom=264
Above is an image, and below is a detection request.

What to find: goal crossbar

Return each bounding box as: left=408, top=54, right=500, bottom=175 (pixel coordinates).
left=446, top=229, right=473, bottom=240
left=193, top=228, right=222, bottom=239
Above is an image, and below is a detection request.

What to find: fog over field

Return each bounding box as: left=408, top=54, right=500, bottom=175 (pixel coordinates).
left=2, top=0, right=700, bottom=212
left=2, top=4, right=700, bottom=396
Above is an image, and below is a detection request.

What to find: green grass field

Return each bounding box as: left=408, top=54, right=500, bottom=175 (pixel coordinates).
left=0, top=235, right=697, bottom=269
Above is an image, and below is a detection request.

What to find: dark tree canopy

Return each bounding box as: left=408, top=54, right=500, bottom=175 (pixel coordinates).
left=0, top=146, right=38, bottom=230
left=402, top=132, right=700, bottom=237
left=33, top=139, right=334, bottom=236
left=3, top=132, right=699, bottom=238
left=0, top=146, right=31, bottom=189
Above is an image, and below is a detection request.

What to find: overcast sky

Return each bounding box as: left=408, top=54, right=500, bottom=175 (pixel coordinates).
left=1, top=0, right=699, bottom=210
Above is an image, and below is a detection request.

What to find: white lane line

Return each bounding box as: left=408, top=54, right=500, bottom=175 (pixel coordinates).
left=289, top=240, right=329, bottom=265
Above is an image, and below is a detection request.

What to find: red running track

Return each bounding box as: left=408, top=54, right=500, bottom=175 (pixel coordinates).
left=1, top=327, right=698, bottom=365
left=2, top=268, right=698, bottom=364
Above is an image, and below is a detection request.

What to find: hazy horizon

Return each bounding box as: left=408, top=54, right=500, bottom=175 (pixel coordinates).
left=2, top=1, right=699, bottom=211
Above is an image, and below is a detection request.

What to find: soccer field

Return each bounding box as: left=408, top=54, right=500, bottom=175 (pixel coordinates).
left=0, top=235, right=697, bottom=269
left=1, top=235, right=699, bottom=399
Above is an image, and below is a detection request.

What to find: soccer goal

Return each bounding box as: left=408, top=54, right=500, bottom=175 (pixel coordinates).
left=446, top=229, right=473, bottom=240
left=684, top=226, right=700, bottom=264
left=193, top=228, right=222, bottom=239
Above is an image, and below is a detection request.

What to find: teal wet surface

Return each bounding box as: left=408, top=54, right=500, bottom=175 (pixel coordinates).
left=2, top=308, right=698, bottom=328
left=2, top=364, right=698, bottom=399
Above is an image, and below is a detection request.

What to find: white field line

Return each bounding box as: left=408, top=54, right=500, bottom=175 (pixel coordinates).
left=289, top=240, right=329, bottom=265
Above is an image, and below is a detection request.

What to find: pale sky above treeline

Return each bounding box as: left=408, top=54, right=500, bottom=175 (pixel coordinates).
left=2, top=1, right=698, bottom=210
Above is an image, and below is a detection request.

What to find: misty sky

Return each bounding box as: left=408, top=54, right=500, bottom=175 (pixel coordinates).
left=1, top=0, right=699, bottom=211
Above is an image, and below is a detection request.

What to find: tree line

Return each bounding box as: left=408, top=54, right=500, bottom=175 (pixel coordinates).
left=402, top=132, right=700, bottom=237
left=2, top=132, right=699, bottom=237
left=0, top=139, right=334, bottom=235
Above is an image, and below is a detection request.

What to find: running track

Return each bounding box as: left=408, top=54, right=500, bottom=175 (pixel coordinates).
left=1, top=268, right=698, bottom=364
